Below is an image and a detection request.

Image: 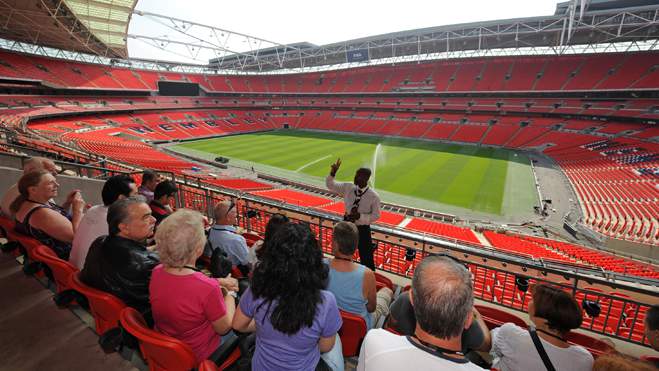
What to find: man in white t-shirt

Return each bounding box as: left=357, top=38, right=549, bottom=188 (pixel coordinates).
left=357, top=256, right=485, bottom=370
left=69, top=175, right=137, bottom=269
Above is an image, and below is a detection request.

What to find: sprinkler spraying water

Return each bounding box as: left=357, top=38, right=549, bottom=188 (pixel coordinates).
left=371, top=143, right=382, bottom=188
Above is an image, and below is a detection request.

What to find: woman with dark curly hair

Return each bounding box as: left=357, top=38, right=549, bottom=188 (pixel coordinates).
left=250, top=213, right=289, bottom=262
left=232, top=223, right=343, bottom=371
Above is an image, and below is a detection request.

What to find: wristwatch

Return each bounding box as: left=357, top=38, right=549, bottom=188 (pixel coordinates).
left=221, top=286, right=237, bottom=298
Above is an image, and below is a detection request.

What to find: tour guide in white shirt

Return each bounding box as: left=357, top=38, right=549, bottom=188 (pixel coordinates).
left=326, top=158, right=380, bottom=270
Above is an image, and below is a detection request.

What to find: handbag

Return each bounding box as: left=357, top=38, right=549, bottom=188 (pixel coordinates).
left=98, top=325, right=138, bottom=354
left=209, top=244, right=233, bottom=279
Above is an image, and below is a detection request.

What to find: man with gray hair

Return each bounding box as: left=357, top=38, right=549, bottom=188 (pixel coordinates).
left=205, top=199, right=252, bottom=275
left=357, top=256, right=485, bottom=370
left=81, top=196, right=159, bottom=315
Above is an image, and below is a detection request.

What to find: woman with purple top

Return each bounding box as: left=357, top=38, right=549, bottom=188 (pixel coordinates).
left=232, top=223, right=343, bottom=371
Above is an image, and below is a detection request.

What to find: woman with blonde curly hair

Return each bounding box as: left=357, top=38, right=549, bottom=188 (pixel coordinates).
left=149, top=209, right=237, bottom=364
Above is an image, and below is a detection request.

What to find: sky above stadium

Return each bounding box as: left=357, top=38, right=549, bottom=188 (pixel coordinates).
left=128, top=0, right=560, bottom=64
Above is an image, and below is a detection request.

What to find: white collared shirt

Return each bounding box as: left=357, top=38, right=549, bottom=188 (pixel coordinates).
left=69, top=204, right=108, bottom=270
left=326, top=175, right=381, bottom=226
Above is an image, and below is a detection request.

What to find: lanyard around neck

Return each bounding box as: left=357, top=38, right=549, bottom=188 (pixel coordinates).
left=409, top=336, right=464, bottom=357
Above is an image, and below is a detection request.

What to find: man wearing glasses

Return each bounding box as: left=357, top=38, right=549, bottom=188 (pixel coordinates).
left=326, top=158, right=381, bottom=271
left=206, top=199, right=252, bottom=275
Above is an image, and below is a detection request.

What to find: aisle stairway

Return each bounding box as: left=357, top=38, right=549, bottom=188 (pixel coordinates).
left=0, top=252, right=136, bottom=371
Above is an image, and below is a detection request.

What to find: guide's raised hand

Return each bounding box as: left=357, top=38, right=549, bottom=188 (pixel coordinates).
left=330, top=158, right=342, bottom=176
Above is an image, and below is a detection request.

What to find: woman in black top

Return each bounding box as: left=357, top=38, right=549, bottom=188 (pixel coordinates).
left=11, top=170, right=85, bottom=259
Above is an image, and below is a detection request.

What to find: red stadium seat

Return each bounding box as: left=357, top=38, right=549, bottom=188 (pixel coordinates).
left=565, top=331, right=615, bottom=358
left=197, top=348, right=242, bottom=371
left=242, top=232, right=262, bottom=247
left=68, top=272, right=127, bottom=335
left=120, top=307, right=197, bottom=371
left=475, top=304, right=528, bottom=330
left=198, top=360, right=218, bottom=371
left=640, top=355, right=659, bottom=364
left=338, top=309, right=368, bottom=357
left=31, top=244, right=77, bottom=294
left=374, top=272, right=394, bottom=292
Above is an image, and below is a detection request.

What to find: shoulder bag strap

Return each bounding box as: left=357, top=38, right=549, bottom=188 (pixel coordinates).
left=528, top=328, right=557, bottom=371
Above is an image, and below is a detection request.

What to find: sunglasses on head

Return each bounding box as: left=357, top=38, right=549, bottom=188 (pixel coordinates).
left=224, top=199, right=236, bottom=218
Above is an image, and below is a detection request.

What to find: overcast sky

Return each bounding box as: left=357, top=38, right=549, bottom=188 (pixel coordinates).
left=127, top=0, right=560, bottom=64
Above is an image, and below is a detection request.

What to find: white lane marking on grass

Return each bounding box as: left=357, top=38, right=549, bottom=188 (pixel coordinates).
left=296, top=155, right=331, bottom=172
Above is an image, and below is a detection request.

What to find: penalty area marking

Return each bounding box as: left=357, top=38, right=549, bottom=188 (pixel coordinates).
left=296, top=155, right=332, bottom=172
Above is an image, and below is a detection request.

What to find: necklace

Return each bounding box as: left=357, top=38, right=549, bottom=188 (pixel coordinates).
left=166, top=265, right=202, bottom=273
left=183, top=265, right=202, bottom=272
left=536, top=328, right=566, bottom=342
left=333, top=256, right=353, bottom=262
left=26, top=199, right=47, bottom=205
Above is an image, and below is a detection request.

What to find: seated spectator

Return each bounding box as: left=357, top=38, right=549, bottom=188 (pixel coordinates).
left=326, top=221, right=392, bottom=329
left=357, top=256, right=484, bottom=371
left=69, top=175, right=137, bottom=269
left=592, top=353, right=656, bottom=371
left=150, top=209, right=237, bottom=364
left=80, top=196, right=159, bottom=315
left=206, top=200, right=252, bottom=273
left=11, top=170, right=85, bottom=259
left=149, top=180, right=177, bottom=226
left=138, top=170, right=160, bottom=203
left=1, top=156, right=76, bottom=218
left=489, top=284, right=593, bottom=371
left=645, top=305, right=659, bottom=352
left=232, top=223, right=343, bottom=371
left=251, top=213, right=289, bottom=262
left=387, top=290, right=488, bottom=355
left=644, top=305, right=659, bottom=368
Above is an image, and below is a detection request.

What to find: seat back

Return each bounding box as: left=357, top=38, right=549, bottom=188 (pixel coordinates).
left=0, top=216, right=15, bottom=238
left=242, top=232, right=262, bottom=247
left=374, top=272, right=394, bottom=292
left=565, top=331, right=614, bottom=358
left=338, top=309, right=368, bottom=357
left=68, top=272, right=126, bottom=335
left=198, top=360, right=218, bottom=371
left=475, top=304, right=528, bottom=329
left=120, top=307, right=197, bottom=371
left=13, top=234, right=43, bottom=262
left=32, top=244, right=77, bottom=293
left=197, top=346, right=241, bottom=371
left=640, top=355, right=659, bottom=363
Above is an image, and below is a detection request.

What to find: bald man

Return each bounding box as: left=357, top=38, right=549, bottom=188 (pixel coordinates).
left=1, top=157, right=64, bottom=217
left=205, top=200, right=252, bottom=274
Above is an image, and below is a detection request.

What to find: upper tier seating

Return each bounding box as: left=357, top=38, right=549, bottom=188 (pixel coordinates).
left=1, top=49, right=658, bottom=93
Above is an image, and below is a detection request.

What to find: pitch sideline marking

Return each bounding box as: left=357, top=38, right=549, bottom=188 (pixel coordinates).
left=296, top=154, right=331, bottom=172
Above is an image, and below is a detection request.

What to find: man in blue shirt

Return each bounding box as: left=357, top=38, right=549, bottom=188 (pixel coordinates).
left=206, top=200, right=251, bottom=274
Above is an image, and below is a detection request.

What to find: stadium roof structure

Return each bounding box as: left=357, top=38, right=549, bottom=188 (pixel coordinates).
left=0, top=0, right=658, bottom=74
left=207, top=0, right=659, bottom=71
left=0, top=0, right=137, bottom=59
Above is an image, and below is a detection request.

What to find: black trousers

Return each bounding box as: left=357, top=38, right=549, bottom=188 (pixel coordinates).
left=357, top=225, right=375, bottom=271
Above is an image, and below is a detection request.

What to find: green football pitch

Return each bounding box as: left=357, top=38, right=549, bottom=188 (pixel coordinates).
left=175, top=130, right=538, bottom=216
